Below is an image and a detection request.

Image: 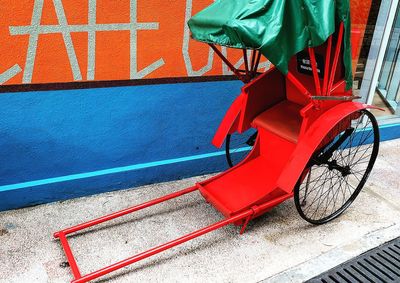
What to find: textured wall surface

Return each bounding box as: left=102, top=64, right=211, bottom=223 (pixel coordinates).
left=0, top=0, right=253, bottom=210
left=0, top=0, right=271, bottom=84
left=0, top=0, right=395, bottom=211
left=0, top=80, right=244, bottom=210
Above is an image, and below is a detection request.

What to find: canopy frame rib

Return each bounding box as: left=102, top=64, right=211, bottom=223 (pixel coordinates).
left=209, top=44, right=248, bottom=82
left=309, top=47, right=322, bottom=96
left=209, top=44, right=262, bottom=83
left=243, top=49, right=250, bottom=77
left=253, top=51, right=262, bottom=74
left=323, top=36, right=333, bottom=95
left=328, top=22, right=345, bottom=95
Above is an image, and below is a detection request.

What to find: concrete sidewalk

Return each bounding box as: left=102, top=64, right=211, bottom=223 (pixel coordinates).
left=0, top=139, right=399, bottom=283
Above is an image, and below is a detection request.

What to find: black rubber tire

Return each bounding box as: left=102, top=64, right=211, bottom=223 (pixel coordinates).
left=294, top=109, right=380, bottom=225
left=225, top=129, right=258, bottom=168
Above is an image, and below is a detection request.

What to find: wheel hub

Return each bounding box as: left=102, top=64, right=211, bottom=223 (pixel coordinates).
left=327, top=160, right=351, bottom=177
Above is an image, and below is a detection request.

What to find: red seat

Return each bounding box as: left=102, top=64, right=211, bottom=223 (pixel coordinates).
left=252, top=100, right=303, bottom=143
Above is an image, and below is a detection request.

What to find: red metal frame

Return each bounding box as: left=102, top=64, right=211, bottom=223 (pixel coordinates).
left=286, top=72, right=312, bottom=100
left=211, top=21, right=354, bottom=149
left=328, top=22, right=345, bottom=94
left=323, top=36, right=332, bottom=95
left=54, top=185, right=292, bottom=283
left=308, top=47, right=322, bottom=96
left=55, top=21, right=367, bottom=283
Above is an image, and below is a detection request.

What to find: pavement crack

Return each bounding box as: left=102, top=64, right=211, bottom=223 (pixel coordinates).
left=364, top=222, right=396, bottom=237
left=363, top=187, right=400, bottom=211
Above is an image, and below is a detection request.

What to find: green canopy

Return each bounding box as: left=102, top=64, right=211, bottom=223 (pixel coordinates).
left=188, top=0, right=352, bottom=90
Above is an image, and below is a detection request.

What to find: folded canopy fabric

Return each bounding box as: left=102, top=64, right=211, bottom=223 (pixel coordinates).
left=188, top=0, right=352, bottom=90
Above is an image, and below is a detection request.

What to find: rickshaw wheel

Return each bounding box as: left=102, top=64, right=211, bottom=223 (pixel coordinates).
left=294, top=109, right=380, bottom=225
left=225, top=129, right=258, bottom=167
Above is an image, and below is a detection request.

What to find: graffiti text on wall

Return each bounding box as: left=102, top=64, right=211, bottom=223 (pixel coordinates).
left=0, top=0, right=271, bottom=85
left=0, top=0, right=372, bottom=85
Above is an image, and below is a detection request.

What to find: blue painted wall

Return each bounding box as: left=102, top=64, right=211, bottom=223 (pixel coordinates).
left=0, top=80, right=242, bottom=210
left=0, top=80, right=399, bottom=211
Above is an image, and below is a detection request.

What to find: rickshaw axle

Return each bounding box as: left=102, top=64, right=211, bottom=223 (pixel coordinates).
left=326, top=160, right=351, bottom=176
left=312, top=128, right=355, bottom=166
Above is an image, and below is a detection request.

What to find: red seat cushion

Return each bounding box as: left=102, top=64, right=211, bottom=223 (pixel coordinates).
left=253, top=100, right=303, bottom=143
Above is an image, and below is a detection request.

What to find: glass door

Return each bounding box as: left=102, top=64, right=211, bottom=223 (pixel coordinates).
left=377, top=4, right=400, bottom=114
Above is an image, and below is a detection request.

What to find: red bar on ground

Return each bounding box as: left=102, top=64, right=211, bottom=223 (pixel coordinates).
left=58, top=232, right=82, bottom=280
left=55, top=187, right=292, bottom=283
left=71, top=209, right=253, bottom=283
left=54, top=186, right=198, bottom=237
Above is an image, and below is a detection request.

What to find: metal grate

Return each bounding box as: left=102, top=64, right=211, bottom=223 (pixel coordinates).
left=307, top=237, right=400, bottom=283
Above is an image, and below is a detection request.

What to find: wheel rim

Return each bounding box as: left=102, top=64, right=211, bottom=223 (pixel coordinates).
left=294, top=110, right=380, bottom=224
left=226, top=129, right=257, bottom=167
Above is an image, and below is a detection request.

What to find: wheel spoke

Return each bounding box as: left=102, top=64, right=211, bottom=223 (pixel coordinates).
left=294, top=110, right=379, bottom=224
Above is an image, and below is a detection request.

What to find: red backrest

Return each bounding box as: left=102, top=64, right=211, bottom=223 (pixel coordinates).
left=238, top=67, right=286, bottom=133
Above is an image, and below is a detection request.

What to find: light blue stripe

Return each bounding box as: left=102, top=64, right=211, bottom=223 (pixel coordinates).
left=0, top=147, right=247, bottom=193
left=0, top=150, right=224, bottom=192
left=355, top=122, right=400, bottom=132
left=379, top=122, right=400, bottom=129
left=1, top=123, right=397, bottom=194
left=228, top=146, right=252, bottom=153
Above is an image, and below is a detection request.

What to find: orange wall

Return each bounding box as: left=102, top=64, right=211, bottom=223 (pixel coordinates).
left=0, top=0, right=374, bottom=85
left=350, top=0, right=374, bottom=72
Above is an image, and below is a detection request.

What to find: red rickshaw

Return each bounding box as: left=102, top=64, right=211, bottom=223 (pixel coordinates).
left=54, top=1, right=380, bottom=282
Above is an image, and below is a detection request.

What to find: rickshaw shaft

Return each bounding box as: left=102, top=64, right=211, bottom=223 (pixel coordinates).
left=54, top=185, right=198, bottom=238
left=71, top=209, right=254, bottom=283
left=54, top=185, right=292, bottom=283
